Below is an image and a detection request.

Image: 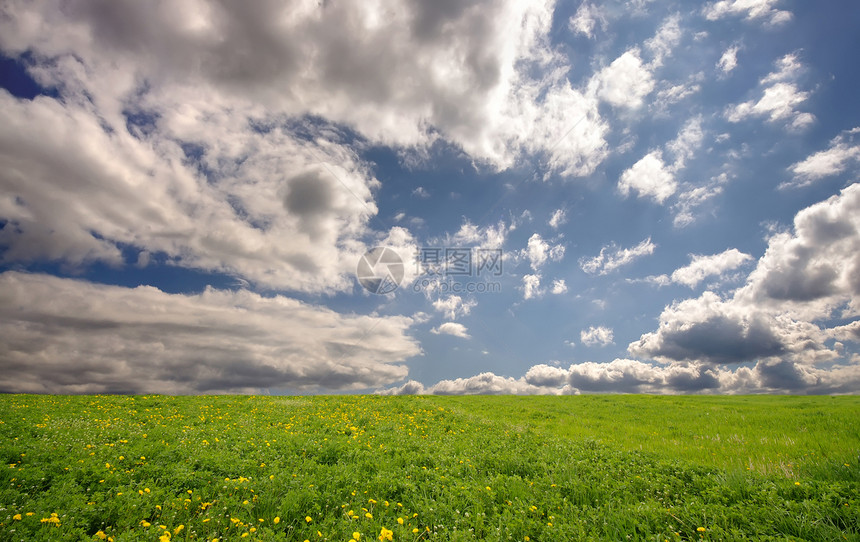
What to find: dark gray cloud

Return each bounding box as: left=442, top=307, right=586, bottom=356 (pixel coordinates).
left=632, top=184, right=860, bottom=367
left=0, top=272, right=420, bottom=394
left=631, top=309, right=785, bottom=364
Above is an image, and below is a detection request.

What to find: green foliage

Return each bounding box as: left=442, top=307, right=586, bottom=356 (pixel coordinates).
left=0, top=394, right=857, bottom=541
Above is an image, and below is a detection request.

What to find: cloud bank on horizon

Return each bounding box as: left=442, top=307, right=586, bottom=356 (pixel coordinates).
left=1, top=0, right=859, bottom=394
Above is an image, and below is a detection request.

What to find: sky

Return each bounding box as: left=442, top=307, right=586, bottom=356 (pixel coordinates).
left=1, top=0, right=859, bottom=395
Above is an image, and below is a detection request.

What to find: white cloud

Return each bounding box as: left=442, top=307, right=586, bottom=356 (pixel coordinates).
left=568, top=2, right=607, bottom=39
left=717, top=45, right=740, bottom=74
left=726, top=54, right=813, bottom=129
left=550, top=279, right=568, bottom=294
left=380, top=372, right=554, bottom=395
left=548, top=208, right=567, bottom=229
left=432, top=295, right=477, bottom=320
left=782, top=128, right=860, bottom=189
left=581, top=325, right=614, bottom=347
left=653, top=80, right=702, bottom=111
left=670, top=249, right=753, bottom=288
left=580, top=238, right=656, bottom=275
left=760, top=53, right=804, bottom=84
left=632, top=183, right=860, bottom=366
left=666, top=116, right=704, bottom=169
left=727, top=83, right=810, bottom=124
left=0, top=0, right=614, bottom=248
left=618, top=116, right=703, bottom=206
left=703, top=0, right=793, bottom=26
left=449, top=220, right=512, bottom=250
left=380, top=357, right=860, bottom=395
left=430, top=322, right=471, bottom=339
left=673, top=178, right=726, bottom=228
left=593, top=49, right=655, bottom=109
left=635, top=248, right=752, bottom=288
left=0, top=272, right=420, bottom=394
left=0, top=90, right=386, bottom=293
left=618, top=152, right=677, bottom=203
left=522, top=273, right=543, bottom=300
left=645, top=13, right=682, bottom=67
left=412, top=186, right=430, bottom=198
left=523, top=233, right=565, bottom=271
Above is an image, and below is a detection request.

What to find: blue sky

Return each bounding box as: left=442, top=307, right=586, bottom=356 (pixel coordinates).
left=1, top=0, right=859, bottom=394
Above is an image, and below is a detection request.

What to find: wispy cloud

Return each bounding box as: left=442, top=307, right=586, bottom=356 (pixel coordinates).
left=580, top=238, right=656, bottom=275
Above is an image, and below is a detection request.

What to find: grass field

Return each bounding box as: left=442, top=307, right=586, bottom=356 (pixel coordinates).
left=0, top=395, right=858, bottom=541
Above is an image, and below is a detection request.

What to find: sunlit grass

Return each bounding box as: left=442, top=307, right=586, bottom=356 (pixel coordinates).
left=433, top=394, right=860, bottom=476
left=0, top=394, right=857, bottom=541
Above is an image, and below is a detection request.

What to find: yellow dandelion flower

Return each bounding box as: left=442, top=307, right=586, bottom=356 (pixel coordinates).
left=95, top=530, right=108, bottom=539
left=353, top=532, right=361, bottom=540
left=697, top=527, right=706, bottom=532
left=141, top=521, right=151, bottom=527
left=12, top=513, right=21, bottom=521
left=306, top=516, right=313, bottom=523
left=274, top=517, right=281, bottom=524
left=397, top=517, right=404, bottom=525
left=365, top=512, right=373, bottom=519
left=378, top=527, right=393, bottom=541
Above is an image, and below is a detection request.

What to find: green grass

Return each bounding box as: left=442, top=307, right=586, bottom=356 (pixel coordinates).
left=0, top=395, right=858, bottom=541
left=430, top=395, right=860, bottom=476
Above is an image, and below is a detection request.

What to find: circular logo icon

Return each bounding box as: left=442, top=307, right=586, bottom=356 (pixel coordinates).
left=356, top=247, right=404, bottom=294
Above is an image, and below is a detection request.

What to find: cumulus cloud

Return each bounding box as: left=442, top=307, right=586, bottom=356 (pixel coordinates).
left=593, top=49, right=655, bottom=109
left=430, top=322, right=471, bottom=339
left=523, top=233, right=565, bottom=271
left=631, top=183, right=860, bottom=366
left=550, top=279, right=568, bottom=294
left=432, top=295, right=477, bottom=320
left=618, top=151, right=677, bottom=203
left=379, top=372, right=554, bottom=395
left=580, top=326, right=614, bottom=347
left=378, top=357, right=860, bottom=395
left=782, top=128, right=860, bottom=189
left=0, top=82, right=383, bottom=293
left=0, top=0, right=616, bottom=299
left=618, top=116, right=703, bottom=205
left=726, top=54, right=813, bottom=130
left=703, top=0, right=793, bottom=26
left=580, top=238, right=656, bottom=275
left=0, top=272, right=420, bottom=394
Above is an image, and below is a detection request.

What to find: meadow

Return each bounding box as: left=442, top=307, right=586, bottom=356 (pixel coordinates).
left=0, top=394, right=857, bottom=541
